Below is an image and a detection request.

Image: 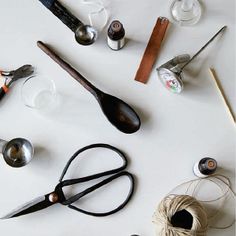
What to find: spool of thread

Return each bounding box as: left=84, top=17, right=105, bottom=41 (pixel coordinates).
left=107, top=20, right=125, bottom=50
left=153, top=175, right=235, bottom=236
left=153, top=195, right=208, bottom=236
left=193, top=158, right=217, bottom=178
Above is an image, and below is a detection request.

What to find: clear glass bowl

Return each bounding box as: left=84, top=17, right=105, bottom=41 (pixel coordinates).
left=21, top=75, right=57, bottom=112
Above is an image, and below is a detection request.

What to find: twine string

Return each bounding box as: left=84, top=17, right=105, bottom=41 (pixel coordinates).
left=153, top=175, right=235, bottom=235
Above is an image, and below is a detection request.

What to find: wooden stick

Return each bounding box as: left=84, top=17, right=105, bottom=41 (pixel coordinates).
left=209, top=68, right=235, bottom=124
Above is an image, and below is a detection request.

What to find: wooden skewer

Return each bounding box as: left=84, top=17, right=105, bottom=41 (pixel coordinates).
left=209, top=68, right=235, bottom=124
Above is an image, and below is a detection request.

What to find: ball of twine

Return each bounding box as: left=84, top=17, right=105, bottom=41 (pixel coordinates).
left=153, top=194, right=208, bottom=236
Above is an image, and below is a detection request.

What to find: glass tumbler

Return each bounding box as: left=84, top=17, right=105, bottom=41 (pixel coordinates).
left=21, top=75, right=57, bottom=112
left=170, top=0, right=202, bottom=26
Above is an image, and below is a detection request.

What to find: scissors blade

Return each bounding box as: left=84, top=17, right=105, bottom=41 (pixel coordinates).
left=1, top=193, right=54, bottom=219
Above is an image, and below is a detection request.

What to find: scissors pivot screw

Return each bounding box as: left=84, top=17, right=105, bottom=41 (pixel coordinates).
left=49, top=193, right=59, bottom=203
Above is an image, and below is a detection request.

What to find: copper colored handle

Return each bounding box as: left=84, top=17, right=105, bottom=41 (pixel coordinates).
left=134, top=17, right=169, bottom=84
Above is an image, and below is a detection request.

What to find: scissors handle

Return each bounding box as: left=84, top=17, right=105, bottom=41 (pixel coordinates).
left=55, top=143, right=135, bottom=217
left=57, top=171, right=134, bottom=217
left=59, top=143, right=128, bottom=184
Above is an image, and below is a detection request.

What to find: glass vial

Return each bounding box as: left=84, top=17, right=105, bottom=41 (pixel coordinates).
left=193, top=157, right=217, bottom=178
left=107, top=20, right=125, bottom=50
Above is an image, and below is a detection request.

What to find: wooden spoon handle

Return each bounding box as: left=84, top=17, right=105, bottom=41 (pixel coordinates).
left=37, top=41, right=99, bottom=97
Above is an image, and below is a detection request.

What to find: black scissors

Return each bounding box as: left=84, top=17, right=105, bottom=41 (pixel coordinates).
left=1, top=144, right=135, bottom=219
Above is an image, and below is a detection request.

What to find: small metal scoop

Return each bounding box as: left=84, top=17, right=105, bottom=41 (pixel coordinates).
left=39, top=0, right=97, bottom=46
left=157, top=26, right=227, bottom=93
left=75, top=24, right=97, bottom=45
left=0, top=138, right=34, bottom=168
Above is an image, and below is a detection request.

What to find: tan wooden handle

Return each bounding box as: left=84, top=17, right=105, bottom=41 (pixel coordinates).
left=209, top=68, right=235, bottom=124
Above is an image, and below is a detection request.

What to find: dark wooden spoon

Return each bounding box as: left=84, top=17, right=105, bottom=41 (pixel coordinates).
left=37, top=41, right=141, bottom=134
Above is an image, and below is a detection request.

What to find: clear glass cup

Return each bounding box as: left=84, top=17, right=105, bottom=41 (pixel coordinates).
left=170, top=0, right=202, bottom=26
left=80, top=0, right=109, bottom=32
left=21, top=75, right=57, bottom=112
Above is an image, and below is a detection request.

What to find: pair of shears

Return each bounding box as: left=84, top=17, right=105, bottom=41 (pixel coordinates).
left=0, top=65, right=34, bottom=101
left=1, top=144, right=135, bottom=219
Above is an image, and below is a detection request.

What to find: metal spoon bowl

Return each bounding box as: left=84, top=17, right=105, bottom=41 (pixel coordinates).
left=2, top=138, right=34, bottom=168
left=39, top=0, right=97, bottom=46
left=75, top=25, right=98, bottom=46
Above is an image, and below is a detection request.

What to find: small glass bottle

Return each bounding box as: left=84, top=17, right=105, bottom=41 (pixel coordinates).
left=193, top=157, right=217, bottom=178
left=107, top=20, right=125, bottom=50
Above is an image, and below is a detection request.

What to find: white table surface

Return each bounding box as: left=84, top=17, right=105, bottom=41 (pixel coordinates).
left=0, top=0, right=235, bottom=235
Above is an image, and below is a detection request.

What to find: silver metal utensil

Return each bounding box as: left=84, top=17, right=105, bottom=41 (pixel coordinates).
left=157, top=26, right=227, bottom=93
left=74, top=24, right=97, bottom=45
left=0, top=138, right=34, bottom=168
left=39, top=0, right=97, bottom=46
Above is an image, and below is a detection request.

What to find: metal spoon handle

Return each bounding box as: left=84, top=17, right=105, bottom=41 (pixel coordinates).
left=179, top=26, right=227, bottom=72
left=39, top=0, right=83, bottom=32
left=0, top=139, right=7, bottom=153
left=37, top=41, right=100, bottom=98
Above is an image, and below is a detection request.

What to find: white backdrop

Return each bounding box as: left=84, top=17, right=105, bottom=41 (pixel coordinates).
left=0, top=0, right=235, bottom=235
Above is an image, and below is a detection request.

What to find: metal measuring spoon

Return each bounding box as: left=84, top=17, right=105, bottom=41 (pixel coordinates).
left=0, top=138, right=34, bottom=168
left=39, top=0, right=97, bottom=46
left=37, top=41, right=141, bottom=134
left=75, top=24, right=97, bottom=45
